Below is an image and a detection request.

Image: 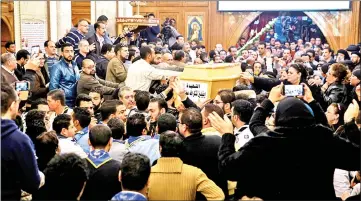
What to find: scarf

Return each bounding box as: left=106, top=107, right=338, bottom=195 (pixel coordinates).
left=86, top=149, right=112, bottom=168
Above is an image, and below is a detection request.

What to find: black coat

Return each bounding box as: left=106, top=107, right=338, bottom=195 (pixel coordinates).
left=321, top=81, right=349, bottom=110
left=95, top=56, right=109, bottom=80
left=180, top=132, right=229, bottom=199
left=218, top=99, right=360, bottom=200
left=87, top=33, right=102, bottom=59
left=81, top=159, right=122, bottom=200
left=22, top=69, right=48, bottom=103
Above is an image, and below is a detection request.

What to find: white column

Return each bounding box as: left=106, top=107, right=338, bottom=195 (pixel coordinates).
left=93, top=1, right=117, bottom=37
left=118, top=1, right=133, bottom=17
left=56, top=1, right=72, bottom=41
left=90, top=1, right=96, bottom=24
left=13, top=1, right=21, bottom=51
left=49, top=1, right=58, bottom=42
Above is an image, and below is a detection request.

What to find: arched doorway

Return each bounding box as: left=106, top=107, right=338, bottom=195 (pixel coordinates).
left=239, top=11, right=326, bottom=45
left=229, top=11, right=339, bottom=50
left=1, top=17, right=14, bottom=53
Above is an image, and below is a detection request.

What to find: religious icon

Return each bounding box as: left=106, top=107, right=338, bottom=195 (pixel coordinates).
left=187, top=15, right=203, bottom=41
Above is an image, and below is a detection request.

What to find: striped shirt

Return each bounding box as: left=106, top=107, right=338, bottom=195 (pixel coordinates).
left=56, top=30, right=85, bottom=54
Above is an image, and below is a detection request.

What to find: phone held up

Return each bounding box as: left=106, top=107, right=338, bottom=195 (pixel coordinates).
left=15, top=81, right=30, bottom=101
left=282, top=84, right=304, bottom=97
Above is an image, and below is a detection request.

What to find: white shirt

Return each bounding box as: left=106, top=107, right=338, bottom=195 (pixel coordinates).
left=234, top=125, right=254, bottom=151
left=48, top=107, right=73, bottom=130
left=125, top=59, right=181, bottom=91
left=58, top=138, right=87, bottom=159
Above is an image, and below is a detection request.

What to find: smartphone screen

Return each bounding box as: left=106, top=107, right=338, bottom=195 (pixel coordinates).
left=15, top=81, right=29, bottom=91
left=284, top=85, right=303, bottom=97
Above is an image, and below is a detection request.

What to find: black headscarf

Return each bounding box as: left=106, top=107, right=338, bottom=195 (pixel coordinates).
left=275, top=97, right=315, bottom=128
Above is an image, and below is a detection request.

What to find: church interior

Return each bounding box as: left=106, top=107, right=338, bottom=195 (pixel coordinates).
left=1, top=1, right=360, bottom=53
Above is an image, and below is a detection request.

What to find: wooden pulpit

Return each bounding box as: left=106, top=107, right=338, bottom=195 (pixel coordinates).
left=115, top=17, right=160, bottom=43
left=180, top=63, right=241, bottom=104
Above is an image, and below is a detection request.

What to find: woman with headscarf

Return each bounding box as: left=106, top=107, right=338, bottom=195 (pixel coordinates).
left=208, top=83, right=359, bottom=200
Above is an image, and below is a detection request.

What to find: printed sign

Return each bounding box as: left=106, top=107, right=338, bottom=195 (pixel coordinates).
left=183, top=81, right=208, bottom=103
left=21, top=21, right=47, bottom=53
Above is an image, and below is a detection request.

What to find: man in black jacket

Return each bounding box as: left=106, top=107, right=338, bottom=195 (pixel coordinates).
left=178, top=108, right=229, bottom=199
left=15, top=49, right=30, bottom=80
left=81, top=125, right=122, bottom=200
left=209, top=84, right=360, bottom=200
left=87, top=22, right=106, bottom=59
left=95, top=44, right=115, bottom=80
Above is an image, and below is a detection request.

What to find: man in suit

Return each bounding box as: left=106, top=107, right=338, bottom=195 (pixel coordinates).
left=1, top=53, right=18, bottom=84
left=15, top=49, right=30, bottom=81
left=87, top=22, right=106, bottom=59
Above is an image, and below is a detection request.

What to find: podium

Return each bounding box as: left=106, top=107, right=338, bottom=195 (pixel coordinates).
left=180, top=63, right=241, bottom=104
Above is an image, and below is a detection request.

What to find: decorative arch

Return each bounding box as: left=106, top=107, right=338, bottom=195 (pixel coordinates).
left=228, top=11, right=340, bottom=50
left=1, top=16, right=14, bottom=41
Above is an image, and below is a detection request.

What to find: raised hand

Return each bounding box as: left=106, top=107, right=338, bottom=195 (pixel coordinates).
left=268, top=83, right=285, bottom=104
left=208, top=111, right=234, bottom=135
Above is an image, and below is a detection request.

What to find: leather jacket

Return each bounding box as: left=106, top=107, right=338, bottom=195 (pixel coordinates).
left=322, top=81, right=348, bottom=109
left=49, top=58, right=80, bottom=108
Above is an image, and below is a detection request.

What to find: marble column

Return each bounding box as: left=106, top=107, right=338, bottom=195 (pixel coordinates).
left=55, top=1, right=72, bottom=42
left=93, top=1, right=117, bottom=37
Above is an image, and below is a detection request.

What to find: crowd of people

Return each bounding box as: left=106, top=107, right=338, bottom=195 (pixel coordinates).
left=1, top=13, right=361, bottom=201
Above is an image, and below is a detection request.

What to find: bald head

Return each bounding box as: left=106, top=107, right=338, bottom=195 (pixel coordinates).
left=82, top=59, right=95, bottom=75
left=162, top=53, right=173, bottom=65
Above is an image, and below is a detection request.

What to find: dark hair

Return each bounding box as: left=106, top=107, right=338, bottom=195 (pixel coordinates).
left=132, top=56, right=142, bottom=63
left=1, top=83, right=17, bottom=114
left=89, top=125, right=112, bottom=148
left=306, top=49, right=316, bottom=58
left=324, top=47, right=334, bottom=55
left=48, top=89, right=66, bottom=106
left=176, top=35, right=184, bottom=40
left=128, top=49, right=136, bottom=60
left=16, top=49, right=30, bottom=61
left=94, top=22, right=104, bottom=30
left=139, top=46, right=152, bottom=60
left=107, top=117, right=125, bottom=140
left=97, top=15, right=108, bottom=22
left=289, top=63, right=308, bottom=81
left=41, top=153, right=88, bottom=200
left=224, top=55, right=233, bottom=63
left=157, top=113, right=177, bottom=134
left=90, top=87, right=104, bottom=99
left=25, top=110, right=47, bottom=143
left=301, top=53, right=311, bottom=59
left=99, top=100, right=122, bottom=121
left=30, top=98, right=48, bottom=110
left=75, top=94, right=92, bottom=107
left=53, top=114, right=72, bottom=135
left=135, top=91, right=150, bottom=111
left=147, top=13, right=155, bottom=18
left=35, top=131, right=59, bottom=171
left=61, top=43, right=73, bottom=52
left=228, top=46, right=237, bottom=52
left=203, top=104, right=224, bottom=119
left=114, top=43, right=127, bottom=55
left=209, top=50, right=217, bottom=60
left=120, top=153, right=150, bottom=191
left=330, top=63, right=348, bottom=82
left=150, top=97, right=168, bottom=112
left=154, top=47, right=162, bottom=55
left=200, top=52, right=208, bottom=63
left=159, top=131, right=183, bottom=157
left=256, top=93, right=268, bottom=104
left=72, top=107, right=91, bottom=128
left=321, top=63, right=330, bottom=74
left=218, top=89, right=236, bottom=104
left=233, top=84, right=249, bottom=92
left=180, top=108, right=202, bottom=133
left=126, top=113, right=147, bottom=137
left=258, top=42, right=266, bottom=48
left=174, top=50, right=185, bottom=61
left=5, top=41, right=15, bottom=49
left=232, top=100, right=253, bottom=124
left=44, top=40, right=53, bottom=48
left=100, top=44, right=113, bottom=55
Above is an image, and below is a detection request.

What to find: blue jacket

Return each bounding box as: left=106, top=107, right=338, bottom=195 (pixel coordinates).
left=145, top=25, right=160, bottom=42
left=111, top=191, right=147, bottom=201
left=1, top=119, right=41, bottom=200
left=49, top=58, right=80, bottom=108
